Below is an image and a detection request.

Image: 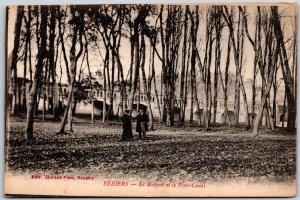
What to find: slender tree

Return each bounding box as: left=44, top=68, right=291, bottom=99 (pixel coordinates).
left=252, top=6, right=281, bottom=136
left=272, top=6, right=296, bottom=131
left=223, top=6, right=250, bottom=129
left=10, top=6, right=24, bottom=115
left=58, top=6, right=84, bottom=134
left=25, top=6, right=48, bottom=140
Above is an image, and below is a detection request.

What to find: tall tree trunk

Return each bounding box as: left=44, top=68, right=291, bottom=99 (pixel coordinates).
left=150, top=34, right=162, bottom=123
left=218, top=34, right=231, bottom=126
left=238, top=16, right=250, bottom=130
left=159, top=6, right=168, bottom=123
left=282, top=87, right=287, bottom=127
left=83, top=34, right=94, bottom=123
left=183, top=38, right=191, bottom=124
left=22, top=6, right=32, bottom=112
left=58, top=83, right=74, bottom=133
left=272, top=6, right=296, bottom=131
left=251, top=63, right=257, bottom=125
left=58, top=7, right=84, bottom=133
left=206, top=33, right=213, bottom=127
left=223, top=6, right=250, bottom=129
left=179, top=6, right=188, bottom=125
left=253, top=11, right=280, bottom=135
left=49, top=6, right=58, bottom=120
left=25, top=6, right=47, bottom=140
left=67, top=93, right=73, bottom=132
left=109, top=36, right=116, bottom=119
left=189, top=6, right=201, bottom=125
left=128, top=32, right=140, bottom=113
left=212, top=9, right=221, bottom=124
left=102, top=51, right=109, bottom=123
left=189, top=67, right=194, bottom=122
left=10, top=6, right=24, bottom=115
left=272, top=65, right=279, bottom=127
left=140, top=34, right=154, bottom=130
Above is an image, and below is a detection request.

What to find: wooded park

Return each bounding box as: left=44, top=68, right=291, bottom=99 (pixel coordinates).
left=5, top=4, right=296, bottom=189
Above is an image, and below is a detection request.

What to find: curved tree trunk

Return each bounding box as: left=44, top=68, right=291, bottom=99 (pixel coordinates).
left=57, top=6, right=84, bottom=134
left=10, top=6, right=24, bottom=115
left=25, top=6, right=47, bottom=140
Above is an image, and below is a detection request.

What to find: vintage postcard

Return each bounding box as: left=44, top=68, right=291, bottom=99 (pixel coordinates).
left=4, top=2, right=297, bottom=197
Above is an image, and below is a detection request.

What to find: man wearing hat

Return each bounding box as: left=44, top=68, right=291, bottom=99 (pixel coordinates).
left=122, top=109, right=133, bottom=141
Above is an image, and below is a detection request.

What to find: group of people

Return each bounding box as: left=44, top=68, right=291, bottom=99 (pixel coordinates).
left=122, top=108, right=149, bottom=141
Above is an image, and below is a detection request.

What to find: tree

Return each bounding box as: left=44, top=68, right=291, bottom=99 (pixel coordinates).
left=188, top=6, right=201, bottom=125
left=127, top=6, right=151, bottom=113
left=218, top=33, right=232, bottom=126
left=272, top=6, right=296, bottom=131
left=160, top=5, right=182, bottom=126
left=140, top=33, right=154, bottom=130
left=9, top=6, right=24, bottom=115
left=179, top=6, right=189, bottom=125
left=212, top=6, right=223, bottom=124
left=25, top=6, right=48, bottom=140
left=195, top=7, right=214, bottom=129
left=147, top=19, right=163, bottom=123
left=58, top=5, right=84, bottom=134
left=48, top=6, right=59, bottom=120
left=251, top=6, right=281, bottom=136
left=21, top=6, right=33, bottom=112
left=223, top=6, right=250, bottom=129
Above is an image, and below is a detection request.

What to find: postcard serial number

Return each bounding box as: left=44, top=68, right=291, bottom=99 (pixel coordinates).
left=31, top=175, right=94, bottom=180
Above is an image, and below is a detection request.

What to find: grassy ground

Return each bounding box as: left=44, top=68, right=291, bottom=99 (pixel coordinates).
left=5, top=117, right=296, bottom=184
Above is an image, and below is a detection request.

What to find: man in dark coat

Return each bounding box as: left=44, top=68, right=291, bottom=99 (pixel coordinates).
left=136, top=109, right=149, bottom=140
left=122, top=109, right=133, bottom=141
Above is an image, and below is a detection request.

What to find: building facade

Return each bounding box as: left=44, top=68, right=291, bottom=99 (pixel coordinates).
left=9, top=78, right=287, bottom=126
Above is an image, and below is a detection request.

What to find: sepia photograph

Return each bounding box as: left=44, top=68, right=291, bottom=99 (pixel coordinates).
left=4, top=2, right=297, bottom=197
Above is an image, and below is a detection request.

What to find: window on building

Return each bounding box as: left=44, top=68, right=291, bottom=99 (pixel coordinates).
left=152, top=96, right=155, bottom=102
left=100, top=91, right=103, bottom=97
left=114, top=93, right=117, bottom=99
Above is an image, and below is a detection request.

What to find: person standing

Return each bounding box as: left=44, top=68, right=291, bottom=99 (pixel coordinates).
left=136, top=109, right=149, bottom=140
left=122, top=109, right=133, bottom=141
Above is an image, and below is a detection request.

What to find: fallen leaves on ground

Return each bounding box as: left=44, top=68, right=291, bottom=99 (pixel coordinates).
left=5, top=118, right=296, bottom=183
